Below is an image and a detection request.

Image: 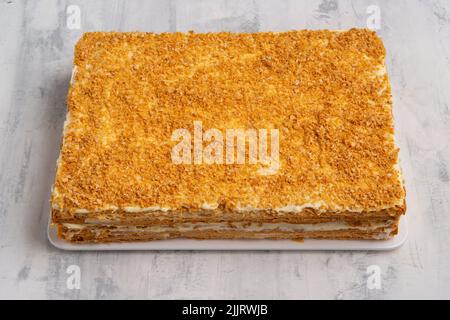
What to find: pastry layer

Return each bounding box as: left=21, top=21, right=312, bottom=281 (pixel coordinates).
left=57, top=221, right=398, bottom=243
left=52, top=207, right=402, bottom=225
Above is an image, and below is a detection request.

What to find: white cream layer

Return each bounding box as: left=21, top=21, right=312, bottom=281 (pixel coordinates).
left=63, top=220, right=392, bottom=233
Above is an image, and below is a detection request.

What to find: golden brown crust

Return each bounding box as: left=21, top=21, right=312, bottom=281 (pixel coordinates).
left=51, top=29, right=405, bottom=219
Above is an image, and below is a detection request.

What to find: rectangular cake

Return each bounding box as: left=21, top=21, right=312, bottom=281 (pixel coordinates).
left=51, top=29, right=406, bottom=243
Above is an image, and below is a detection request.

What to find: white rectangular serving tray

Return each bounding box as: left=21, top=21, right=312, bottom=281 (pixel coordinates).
left=48, top=216, right=407, bottom=251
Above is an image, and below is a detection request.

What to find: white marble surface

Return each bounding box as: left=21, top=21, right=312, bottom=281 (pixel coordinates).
left=0, top=0, right=449, bottom=299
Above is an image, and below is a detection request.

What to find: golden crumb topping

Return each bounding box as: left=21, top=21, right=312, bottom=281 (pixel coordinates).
left=52, top=29, right=405, bottom=213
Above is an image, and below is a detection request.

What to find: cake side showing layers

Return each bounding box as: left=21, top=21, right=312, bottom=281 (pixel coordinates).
left=57, top=218, right=399, bottom=243
left=50, top=29, right=406, bottom=243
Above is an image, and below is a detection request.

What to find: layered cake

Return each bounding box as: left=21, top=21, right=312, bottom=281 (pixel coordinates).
left=51, top=29, right=406, bottom=243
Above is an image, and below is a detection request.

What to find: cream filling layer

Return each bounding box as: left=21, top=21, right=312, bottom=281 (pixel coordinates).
left=63, top=220, right=392, bottom=233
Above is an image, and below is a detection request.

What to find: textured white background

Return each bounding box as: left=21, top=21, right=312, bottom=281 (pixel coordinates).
left=0, top=0, right=449, bottom=299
